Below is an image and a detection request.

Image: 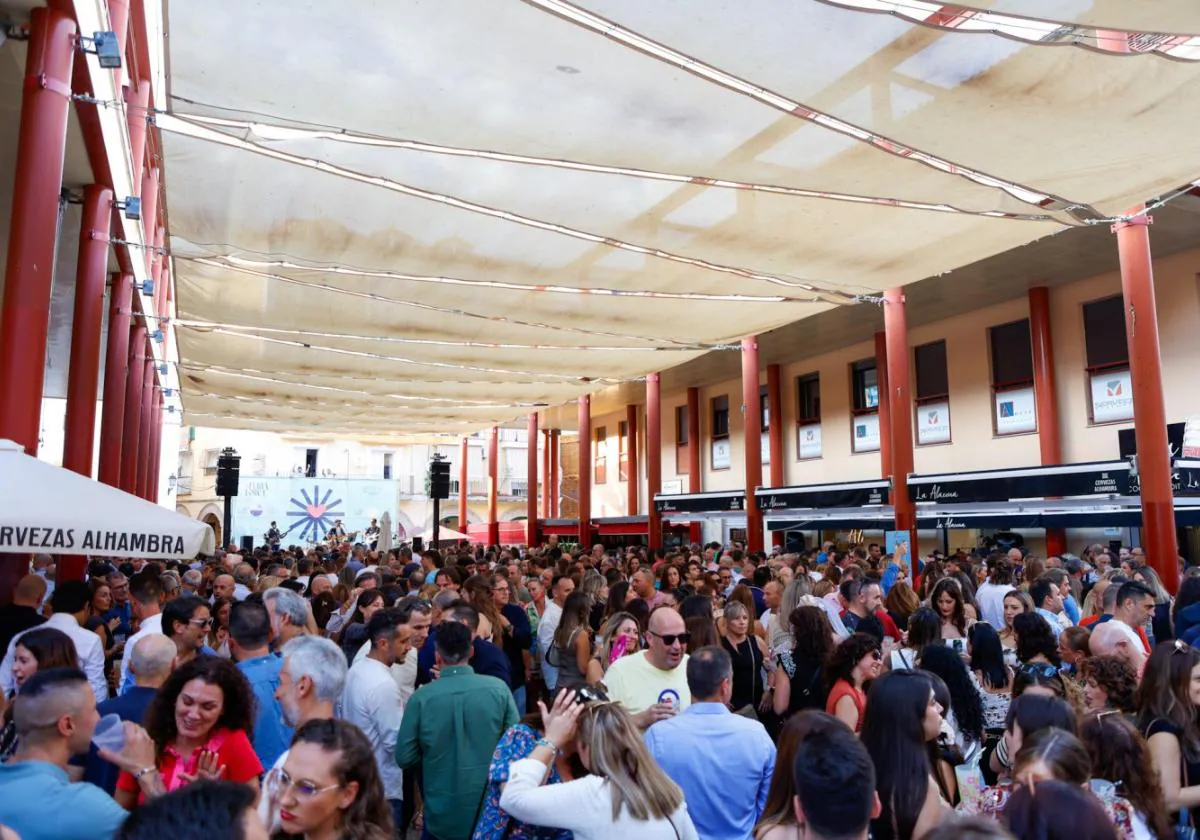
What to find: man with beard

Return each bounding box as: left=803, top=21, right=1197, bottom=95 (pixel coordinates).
left=259, top=635, right=348, bottom=831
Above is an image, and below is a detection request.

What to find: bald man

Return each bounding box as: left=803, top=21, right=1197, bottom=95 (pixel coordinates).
left=603, top=606, right=692, bottom=727
left=0, top=574, right=48, bottom=654
left=1090, top=620, right=1147, bottom=678
left=81, top=635, right=176, bottom=793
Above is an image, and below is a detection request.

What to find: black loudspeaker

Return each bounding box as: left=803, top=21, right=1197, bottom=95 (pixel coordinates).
left=429, top=458, right=451, bottom=500
left=412, top=536, right=424, bottom=552
left=216, top=448, right=241, bottom=497
left=240, top=535, right=254, bottom=552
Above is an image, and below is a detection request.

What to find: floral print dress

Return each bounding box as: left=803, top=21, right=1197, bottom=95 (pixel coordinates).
left=473, top=724, right=573, bottom=840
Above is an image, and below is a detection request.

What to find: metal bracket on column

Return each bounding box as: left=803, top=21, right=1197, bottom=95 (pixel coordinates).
left=26, top=72, right=72, bottom=99
left=1111, top=215, right=1153, bottom=232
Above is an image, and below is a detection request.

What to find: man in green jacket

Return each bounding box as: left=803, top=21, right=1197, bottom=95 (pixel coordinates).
left=396, top=619, right=519, bottom=839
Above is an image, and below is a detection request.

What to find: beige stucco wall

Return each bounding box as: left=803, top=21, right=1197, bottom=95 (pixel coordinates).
left=584, top=248, right=1200, bottom=541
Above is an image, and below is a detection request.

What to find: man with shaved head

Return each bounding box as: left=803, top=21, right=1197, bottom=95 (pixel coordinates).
left=81, top=635, right=176, bottom=793
left=0, top=574, right=47, bottom=654
left=1090, top=620, right=1147, bottom=678
left=603, top=605, right=692, bottom=727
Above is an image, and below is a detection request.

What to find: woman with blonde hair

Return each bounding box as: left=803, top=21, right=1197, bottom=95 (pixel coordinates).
left=585, top=611, right=641, bottom=685
left=721, top=584, right=766, bottom=640
left=500, top=690, right=700, bottom=839
left=768, top=578, right=812, bottom=652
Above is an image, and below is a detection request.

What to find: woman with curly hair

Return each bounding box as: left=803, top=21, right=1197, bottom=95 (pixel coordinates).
left=1079, top=711, right=1172, bottom=840
left=268, top=718, right=394, bottom=840
left=116, top=656, right=262, bottom=807
left=772, top=606, right=835, bottom=720
left=1012, top=611, right=1060, bottom=667
left=1080, top=655, right=1138, bottom=713
left=825, top=633, right=882, bottom=732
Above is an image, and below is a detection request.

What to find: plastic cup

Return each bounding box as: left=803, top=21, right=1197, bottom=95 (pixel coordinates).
left=92, top=714, right=126, bottom=753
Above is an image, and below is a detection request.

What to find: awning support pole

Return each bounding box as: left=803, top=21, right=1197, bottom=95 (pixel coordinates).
left=767, top=364, right=784, bottom=548
left=742, top=337, right=764, bottom=553
left=1115, top=210, right=1179, bottom=592
left=527, top=413, right=539, bottom=547
left=119, top=324, right=147, bottom=494
left=647, top=373, right=662, bottom=549
left=137, top=356, right=155, bottom=499
left=1030, top=286, right=1067, bottom=557
left=687, top=387, right=701, bottom=493
left=99, top=274, right=133, bottom=488
left=550, top=430, right=560, bottom=518
left=627, top=403, right=639, bottom=518
left=458, top=437, right=469, bottom=533
left=0, top=7, right=77, bottom=454
left=578, top=396, right=592, bottom=547
left=487, top=426, right=500, bottom=546
left=885, top=289, right=919, bottom=555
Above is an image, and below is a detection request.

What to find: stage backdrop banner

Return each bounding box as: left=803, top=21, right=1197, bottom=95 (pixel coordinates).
left=230, top=478, right=399, bottom=546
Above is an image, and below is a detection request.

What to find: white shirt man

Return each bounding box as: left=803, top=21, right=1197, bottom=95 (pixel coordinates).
left=341, top=611, right=412, bottom=808
left=536, top=575, right=574, bottom=691
left=0, top=582, right=107, bottom=702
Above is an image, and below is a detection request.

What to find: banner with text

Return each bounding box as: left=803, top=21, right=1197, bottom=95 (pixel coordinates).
left=230, top=477, right=399, bottom=545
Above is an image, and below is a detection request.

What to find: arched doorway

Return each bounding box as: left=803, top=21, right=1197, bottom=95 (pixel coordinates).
left=201, top=513, right=222, bottom=548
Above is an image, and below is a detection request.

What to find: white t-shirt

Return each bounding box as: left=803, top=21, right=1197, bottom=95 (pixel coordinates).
left=602, top=650, right=691, bottom=715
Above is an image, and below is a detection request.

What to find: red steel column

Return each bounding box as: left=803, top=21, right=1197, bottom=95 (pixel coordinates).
left=140, top=167, right=160, bottom=273
left=151, top=225, right=164, bottom=312
left=98, top=273, right=133, bottom=486
left=125, top=81, right=151, bottom=189
left=647, top=373, right=662, bottom=549
left=526, top=413, right=539, bottom=546
left=458, top=437, right=469, bottom=533
left=626, top=404, right=639, bottom=516
left=0, top=7, right=78, bottom=454
left=119, top=324, right=146, bottom=493
left=741, top=338, right=764, bottom=553
left=578, top=396, right=592, bottom=547
left=138, top=356, right=155, bottom=499
left=62, top=185, right=114, bottom=477
left=1029, top=286, right=1067, bottom=557
left=687, top=386, right=701, bottom=493
left=549, top=430, right=560, bottom=517
left=767, top=364, right=785, bottom=548
left=885, top=290, right=918, bottom=554
left=541, top=429, right=551, bottom=518
left=149, top=390, right=163, bottom=503
left=487, top=426, right=500, bottom=546
left=875, top=331, right=893, bottom=480
left=1115, top=212, right=1179, bottom=592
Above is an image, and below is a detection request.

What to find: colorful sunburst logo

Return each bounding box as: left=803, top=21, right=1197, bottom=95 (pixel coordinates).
left=286, top=485, right=345, bottom=543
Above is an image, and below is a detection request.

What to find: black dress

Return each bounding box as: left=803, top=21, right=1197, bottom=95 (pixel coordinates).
left=721, top=635, right=764, bottom=711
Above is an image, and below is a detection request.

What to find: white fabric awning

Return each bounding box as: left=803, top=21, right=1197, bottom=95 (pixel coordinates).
left=0, top=440, right=217, bottom=560
left=160, top=0, right=1200, bottom=440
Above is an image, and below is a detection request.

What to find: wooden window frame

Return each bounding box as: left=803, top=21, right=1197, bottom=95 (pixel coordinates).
left=594, top=425, right=607, bottom=484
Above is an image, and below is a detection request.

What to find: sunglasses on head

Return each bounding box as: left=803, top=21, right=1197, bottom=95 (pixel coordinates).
left=648, top=630, right=691, bottom=647
left=1018, top=662, right=1060, bottom=680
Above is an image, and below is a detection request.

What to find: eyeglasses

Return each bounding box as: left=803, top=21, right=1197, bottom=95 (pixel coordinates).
left=870, top=650, right=883, bottom=661
left=270, top=768, right=341, bottom=799
left=647, top=630, right=691, bottom=647
left=189, top=617, right=214, bottom=628
left=1017, top=662, right=1060, bottom=680
left=574, top=684, right=610, bottom=704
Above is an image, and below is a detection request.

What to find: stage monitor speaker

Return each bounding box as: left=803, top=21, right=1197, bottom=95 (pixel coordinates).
left=412, top=536, right=424, bottom=553
left=240, top=535, right=254, bottom=552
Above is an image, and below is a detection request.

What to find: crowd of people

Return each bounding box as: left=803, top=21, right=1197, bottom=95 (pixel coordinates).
left=0, top=536, right=1195, bottom=839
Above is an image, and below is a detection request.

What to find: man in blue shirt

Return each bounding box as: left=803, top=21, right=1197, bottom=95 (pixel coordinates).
left=0, top=668, right=170, bottom=840
left=645, top=646, right=775, bottom=839
left=417, top=602, right=511, bottom=687
left=229, top=600, right=292, bottom=768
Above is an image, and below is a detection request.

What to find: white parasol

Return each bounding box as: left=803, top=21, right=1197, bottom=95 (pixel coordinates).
left=378, top=511, right=393, bottom=553
left=0, top=439, right=217, bottom=560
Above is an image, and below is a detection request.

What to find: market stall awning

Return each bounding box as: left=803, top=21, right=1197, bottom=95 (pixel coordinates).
left=0, top=440, right=216, bottom=560
left=654, top=490, right=746, bottom=520
left=908, top=460, right=1134, bottom=504
left=159, top=1, right=1200, bottom=440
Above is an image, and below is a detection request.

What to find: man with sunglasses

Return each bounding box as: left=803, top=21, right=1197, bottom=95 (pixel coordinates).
left=161, top=596, right=215, bottom=667
left=603, top=605, right=692, bottom=728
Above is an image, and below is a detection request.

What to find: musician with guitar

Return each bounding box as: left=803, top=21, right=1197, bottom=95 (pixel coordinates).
left=264, top=521, right=283, bottom=551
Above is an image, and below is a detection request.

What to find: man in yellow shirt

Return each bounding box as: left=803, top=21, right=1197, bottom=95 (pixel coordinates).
left=603, top=606, right=691, bottom=728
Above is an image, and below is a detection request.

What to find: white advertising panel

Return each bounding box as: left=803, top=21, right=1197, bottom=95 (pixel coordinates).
left=1090, top=369, right=1134, bottom=423
left=995, top=387, right=1037, bottom=435
left=852, top=412, right=880, bottom=453
left=917, top=400, right=951, bottom=445
left=798, top=423, right=822, bottom=459
left=711, top=439, right=731, bottom=470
